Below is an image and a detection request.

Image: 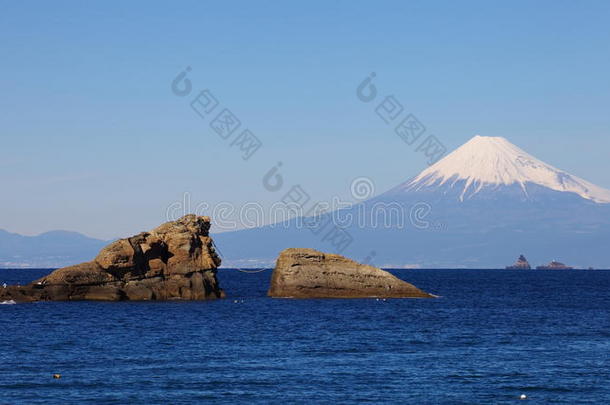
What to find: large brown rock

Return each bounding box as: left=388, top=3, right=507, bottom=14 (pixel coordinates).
left=0, top=215, right=224, bottom=302
left=268, top=248, right=433, bottom=298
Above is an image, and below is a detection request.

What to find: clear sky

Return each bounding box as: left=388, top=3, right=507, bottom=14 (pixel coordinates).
left=2, top=0, right=610, bottom=239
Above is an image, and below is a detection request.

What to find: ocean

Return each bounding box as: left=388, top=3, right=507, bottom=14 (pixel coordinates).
left=1, top=268, right=609, bottom=404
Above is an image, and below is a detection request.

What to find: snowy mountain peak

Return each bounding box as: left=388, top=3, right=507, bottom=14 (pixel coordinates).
left=401, top=135, right=610, bottom=203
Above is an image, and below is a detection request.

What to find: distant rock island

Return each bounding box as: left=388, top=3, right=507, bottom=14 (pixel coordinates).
left=506, top=255, right=532, bottom=270
left=268, top=248, right=433, bottom=298
left=0, top=215, right=223, bottom=302
left=536, top=261, right=574, bottom=270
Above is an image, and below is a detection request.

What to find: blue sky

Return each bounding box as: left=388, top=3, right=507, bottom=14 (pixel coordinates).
left=2, top=0, right=610, bottom=239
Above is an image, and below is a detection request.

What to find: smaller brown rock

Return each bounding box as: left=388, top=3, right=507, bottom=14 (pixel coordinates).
left=268, top=248, right=434, bottom=299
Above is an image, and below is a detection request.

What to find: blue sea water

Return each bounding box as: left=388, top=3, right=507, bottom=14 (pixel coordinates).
left=1, top=268, right=609, bottom=404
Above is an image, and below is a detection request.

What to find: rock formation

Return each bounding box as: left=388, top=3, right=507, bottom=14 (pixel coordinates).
left=506, top=254, right=531, bottom=270
left=268, top=248, right=433, bottom=298
left=0, top=215, right=224, bottom=302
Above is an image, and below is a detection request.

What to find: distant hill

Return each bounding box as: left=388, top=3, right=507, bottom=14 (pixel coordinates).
left=0, top=229, right=107, bottom=268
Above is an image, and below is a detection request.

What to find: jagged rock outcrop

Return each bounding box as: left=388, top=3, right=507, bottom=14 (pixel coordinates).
left=0, top=215, right=224, bottom=302
left=268, top=248, right=433, bottom=298
left=506, top=254, right=531, bottom=270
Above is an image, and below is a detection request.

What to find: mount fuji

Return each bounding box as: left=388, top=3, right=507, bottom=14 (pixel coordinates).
left=215, top=135, right=610, bottom=269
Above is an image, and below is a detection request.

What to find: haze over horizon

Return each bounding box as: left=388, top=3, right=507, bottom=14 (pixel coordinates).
left=2, top=0, right=610, bottom=239
left=3, top=133, right=610, bottom=269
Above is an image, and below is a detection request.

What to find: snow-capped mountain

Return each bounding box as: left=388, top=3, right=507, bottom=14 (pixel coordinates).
left=391, top=135, right=610, bottom=203
left=215, top=135, right=610, bottom=269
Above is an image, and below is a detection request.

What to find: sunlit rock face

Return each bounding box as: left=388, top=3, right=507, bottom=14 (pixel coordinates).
left=268, top=248, right=433, bottom=299
left=0, top=215, right=224, bottom=302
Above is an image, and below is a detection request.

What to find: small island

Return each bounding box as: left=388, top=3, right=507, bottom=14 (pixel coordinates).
left=536, top=261, right=574, bottom=270
left=506, top=254, right=532, bottom=270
